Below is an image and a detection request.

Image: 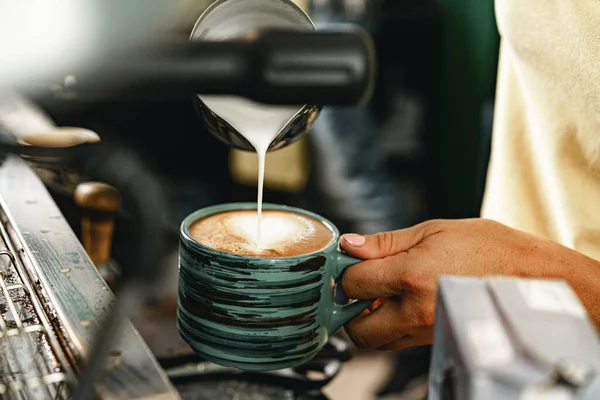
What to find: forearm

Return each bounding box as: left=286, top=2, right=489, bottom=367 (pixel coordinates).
left=559, top=256, right=600, bottom=331
left=515, top=238, right=600, bottom=331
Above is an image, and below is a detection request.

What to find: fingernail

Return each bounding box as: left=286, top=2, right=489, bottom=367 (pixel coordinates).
left=343, top=234, right=366, bottom=247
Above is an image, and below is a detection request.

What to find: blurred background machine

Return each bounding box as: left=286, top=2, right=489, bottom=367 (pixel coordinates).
left=430, top=276, right=600, bottom=400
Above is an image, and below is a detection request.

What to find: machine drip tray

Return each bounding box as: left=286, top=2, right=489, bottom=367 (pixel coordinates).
left=175, top=375, right=330, bottom=400
left=157, top=338, right=349, bottom=400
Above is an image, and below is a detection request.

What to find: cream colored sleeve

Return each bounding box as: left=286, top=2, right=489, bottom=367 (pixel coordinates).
left=482, top=0, right=600, bottom=260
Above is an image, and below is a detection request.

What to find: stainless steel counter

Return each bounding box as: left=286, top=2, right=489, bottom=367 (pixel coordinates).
left=0, top=155, right=179, bottom=399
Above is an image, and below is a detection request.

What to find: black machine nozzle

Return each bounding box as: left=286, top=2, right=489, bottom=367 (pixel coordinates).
left=17, top=29, right=376, bottom=106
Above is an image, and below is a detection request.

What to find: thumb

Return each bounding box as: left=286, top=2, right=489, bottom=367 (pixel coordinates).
left=340, top=224, right=429, bottom=259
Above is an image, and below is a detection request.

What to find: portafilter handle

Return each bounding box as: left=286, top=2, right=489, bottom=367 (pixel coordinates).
left=74, top=182, right=122, bottom=288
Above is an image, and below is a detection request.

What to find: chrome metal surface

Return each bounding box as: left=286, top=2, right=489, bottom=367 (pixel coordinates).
left=191, top=0, right=321, bottom=152
left=0, top=156, right=179, bottom=399
left=0, top=232, right=72, bottom=399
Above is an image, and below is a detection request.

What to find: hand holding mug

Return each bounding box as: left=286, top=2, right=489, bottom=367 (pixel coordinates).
left=178, top=203, right=371, bottom=371
left=339, top=219, right=600, bottom=350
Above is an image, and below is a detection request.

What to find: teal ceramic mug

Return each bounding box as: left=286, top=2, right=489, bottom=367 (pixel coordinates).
left=178, top=203, right=371, bottom=371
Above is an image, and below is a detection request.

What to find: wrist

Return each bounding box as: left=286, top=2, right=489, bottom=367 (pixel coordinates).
left=520, top=241, right=600, bottom=329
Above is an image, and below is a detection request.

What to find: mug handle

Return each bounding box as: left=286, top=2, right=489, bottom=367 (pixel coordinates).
left=328, top=252, right=373, bottom=333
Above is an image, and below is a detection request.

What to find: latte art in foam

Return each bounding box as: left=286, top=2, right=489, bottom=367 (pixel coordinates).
left=189, top=210, right=334, bottom=257
left=199, top=95, right=300, bottom=247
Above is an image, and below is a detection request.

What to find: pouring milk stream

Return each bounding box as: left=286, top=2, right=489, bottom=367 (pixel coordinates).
left=199, top=95, right=299, bottom=249
left=192, top=0, right=318, bottom=250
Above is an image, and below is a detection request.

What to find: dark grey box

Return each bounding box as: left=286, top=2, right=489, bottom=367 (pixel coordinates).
left=428, top=276, right=600, bottom=400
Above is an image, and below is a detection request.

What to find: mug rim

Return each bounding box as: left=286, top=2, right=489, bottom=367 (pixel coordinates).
left=180, top=202, right=340, bottom=261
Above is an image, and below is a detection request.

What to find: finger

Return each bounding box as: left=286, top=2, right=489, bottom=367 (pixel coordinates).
left=341, top=223, right=433, bottom=259
left=369, top=298, right=385, bottom=312
left=355, top=298, right=384, bottom=319
left=376, top=329, right=434, bottom=352
left=344, top=300, right=407, bottom=350
left=341, top=257, right=410, bottom=299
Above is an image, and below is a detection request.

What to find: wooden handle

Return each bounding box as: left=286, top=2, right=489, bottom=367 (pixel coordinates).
left=19, top=127, right=100, bottom=148
left=74, top=182, right=121, bottom=265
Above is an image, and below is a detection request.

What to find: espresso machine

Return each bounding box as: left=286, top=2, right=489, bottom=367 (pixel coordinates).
left=0, top=0, right=376, bottom=399
left=4, top=2, right=600, bottom=400
left=429, top=276, right=600, bottom=400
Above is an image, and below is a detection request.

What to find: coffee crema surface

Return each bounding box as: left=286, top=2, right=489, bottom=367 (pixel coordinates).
left=189, top=210, right=334, bottom=257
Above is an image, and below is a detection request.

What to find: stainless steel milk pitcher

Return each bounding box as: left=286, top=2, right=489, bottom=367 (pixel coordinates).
left=190, top=0, right=322, bottom=152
